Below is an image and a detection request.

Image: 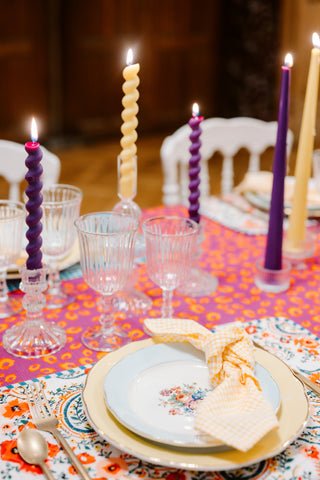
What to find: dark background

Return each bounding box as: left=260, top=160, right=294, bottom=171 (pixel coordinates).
left=0, top=0, right=282, bottom=143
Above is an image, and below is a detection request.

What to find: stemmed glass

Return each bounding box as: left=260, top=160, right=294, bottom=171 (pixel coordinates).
left=41, top=184, right=82, bottom=308
left=176, top=221, right=219, bottom=297
left=75, top=211, right=138, bottom=351
left=142, top=216, right=198, bottom=318
left=0, top=200, right=25, bottom=318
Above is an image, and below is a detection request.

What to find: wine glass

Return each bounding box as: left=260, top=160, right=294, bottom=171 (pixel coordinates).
left=0, top=200, right=25, bottom=318
left=75, top=211, right=138, bottom=351
left=41, top=184, right=82, bottom=308
left=142, top=216, right=198, bottom=318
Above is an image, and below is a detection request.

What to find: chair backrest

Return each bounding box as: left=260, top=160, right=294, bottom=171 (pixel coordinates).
left=161, top=117, right=294, bottom=205
left=0, top=139, right=61, bottom=201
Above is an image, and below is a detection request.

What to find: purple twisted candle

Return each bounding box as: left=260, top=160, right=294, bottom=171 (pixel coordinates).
left=25, top=118, right=43, bottom=270
left=188, top=103, right=203, bottom=224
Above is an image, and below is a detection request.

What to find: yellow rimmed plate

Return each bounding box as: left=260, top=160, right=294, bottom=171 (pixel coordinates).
left=82, top=338, right=309, bottom=472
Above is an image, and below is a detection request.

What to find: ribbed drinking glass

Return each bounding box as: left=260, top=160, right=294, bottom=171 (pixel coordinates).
left=75, top=211, right=138, bottom=351
left=41, top=184, right=82, bottom=308
left=0, top=200, right=25, bottom=318
left=142, top=216, right=198, bottom=318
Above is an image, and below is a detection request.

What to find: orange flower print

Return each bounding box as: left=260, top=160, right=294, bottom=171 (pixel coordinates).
left=1, top=399, right=29, bottom=419
left=304, top=445, right=319, bottom=459
left=298, top=338, right=319, bottom=349
left=95, top=457, right=128, bottom=479
left=166, top=473, right=187, bottom=480
left=310, top=372, right=320, bottom=385
left=245, top=325, right=256, bottom=334
left=78, top=452, right=95, bottom=464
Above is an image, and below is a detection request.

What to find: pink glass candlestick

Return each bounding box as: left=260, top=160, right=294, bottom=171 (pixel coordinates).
left=188, top=103, right=203, bottom=223
left=25, top=118, right=43, bottom=270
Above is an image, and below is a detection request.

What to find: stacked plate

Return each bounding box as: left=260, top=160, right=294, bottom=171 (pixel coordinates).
left=7, top=240, right=80, bottom=279
left=82, top=338, right=309, bottom=471
left=245, top=176, right=320, bottom=217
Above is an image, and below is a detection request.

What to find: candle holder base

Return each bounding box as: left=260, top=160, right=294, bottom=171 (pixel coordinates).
left=282, top=230, right=316, bottom=269
left=176, top=267, right=218, bottom=297
left=113, top=198, right=141, bottom=224
left=254, top=259, right=291, bottom=293
left=2, top=265, right=66, bottom=358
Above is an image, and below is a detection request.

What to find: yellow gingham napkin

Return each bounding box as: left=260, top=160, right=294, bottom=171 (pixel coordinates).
left=144, top=318, right=279, bottom=451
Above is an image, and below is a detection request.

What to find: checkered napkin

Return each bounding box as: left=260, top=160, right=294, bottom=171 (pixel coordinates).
left=144, top=318, right=279, bottom=451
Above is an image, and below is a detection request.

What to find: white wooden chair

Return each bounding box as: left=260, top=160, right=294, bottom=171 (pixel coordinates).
left=0, top=139, right=61, bottom=201
left=161, top=117, right=294, bottom=205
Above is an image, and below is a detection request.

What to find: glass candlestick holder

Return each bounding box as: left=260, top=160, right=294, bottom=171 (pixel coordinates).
left=282, top=229, right=316, bottom=270
left=254, top=259, right=291, bottom=293
left=3, top=265, right=66, bottom=358
left=112, top=154, right=151, bottom=314
left=113, top=155, right=141, bottom=224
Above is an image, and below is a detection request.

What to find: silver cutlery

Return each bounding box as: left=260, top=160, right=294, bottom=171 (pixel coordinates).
left=23, top=383, right=92, bottom=480
left=17, top=428, right=55, bottom=480
left=253, top=339, right=320, bottom=395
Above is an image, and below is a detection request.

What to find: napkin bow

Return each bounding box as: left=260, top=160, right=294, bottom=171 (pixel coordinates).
left=144, top=318, right=279, bottom=451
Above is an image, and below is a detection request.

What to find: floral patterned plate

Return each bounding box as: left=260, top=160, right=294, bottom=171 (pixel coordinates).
left=103, top=342, right=280, bottom=448
left=83, top=338, right=309, bottom=471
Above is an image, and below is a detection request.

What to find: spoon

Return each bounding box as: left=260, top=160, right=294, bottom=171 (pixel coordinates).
left=17, top=428, right=55, bottom=480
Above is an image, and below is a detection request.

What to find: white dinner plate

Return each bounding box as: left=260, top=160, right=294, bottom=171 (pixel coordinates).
left=82, top=338, right=309, bottom=472
left=103, top=342, right=280, bottom=448
left=7, top=239, right=80, bottom=279
left=245, top=176, right=320, bottom=216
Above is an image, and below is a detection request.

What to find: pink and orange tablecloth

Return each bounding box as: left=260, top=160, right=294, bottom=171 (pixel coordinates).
left=1, top=205, right=320, bottom=480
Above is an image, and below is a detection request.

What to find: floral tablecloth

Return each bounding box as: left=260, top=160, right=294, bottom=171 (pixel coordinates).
left=0, top=317, right=319, bottom=480
left=1, top=205, right=320, bottom=478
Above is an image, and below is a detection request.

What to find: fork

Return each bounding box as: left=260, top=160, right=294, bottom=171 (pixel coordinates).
left=24, top=382, right=92, bottom=480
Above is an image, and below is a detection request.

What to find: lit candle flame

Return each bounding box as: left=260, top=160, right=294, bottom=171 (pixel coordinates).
left=31, top=117, right=38, bottom=143
left=192, top=103, right=199, bottom=117
left=284, top=53, right=293, bottom=68
left=126, top=48, right=133, bottom=66
left=312, top=32, right=320, bottom=49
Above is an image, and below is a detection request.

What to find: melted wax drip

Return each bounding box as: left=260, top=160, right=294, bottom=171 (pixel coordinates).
left=188, top=116, right=203, bottom=223
left=25, top=144, right=43, bottom=270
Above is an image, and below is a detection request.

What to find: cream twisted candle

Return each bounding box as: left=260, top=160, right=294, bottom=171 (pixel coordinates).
left=119, top=48, right=140, bottom=198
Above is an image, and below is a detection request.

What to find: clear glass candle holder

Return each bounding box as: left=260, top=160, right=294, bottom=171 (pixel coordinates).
left=254, top=259, right=291, bottom=293
left=3, top=265, right=66, bottom=358
left=282, top=229, right=316, bottom=269
left=113, top=155, right=141, bottom=224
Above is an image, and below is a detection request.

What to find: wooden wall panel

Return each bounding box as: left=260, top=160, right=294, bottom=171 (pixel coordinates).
left=0, top=0, right=49, bottom=141
left=61, top=0, right=219, bottom=138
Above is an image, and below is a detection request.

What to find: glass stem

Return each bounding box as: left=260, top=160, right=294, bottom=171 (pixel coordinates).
left=0, top=270, right=8, bottom=303
left=99, top=294, right=115, bottom=333
left=48, top=262, right=61, bottom=295
left=161, top=289, right=173, bottom=318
